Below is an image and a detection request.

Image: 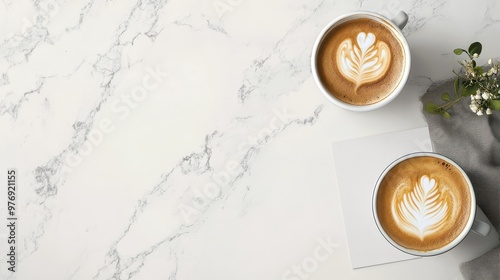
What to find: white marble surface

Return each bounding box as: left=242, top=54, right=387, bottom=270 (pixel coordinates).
left=1, top=0, right=500, bottom=279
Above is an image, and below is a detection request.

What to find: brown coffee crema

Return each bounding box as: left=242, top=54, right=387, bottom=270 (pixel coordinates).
left=376, top=156, right=472, bottom=252
left=316, top=17, right=406, bottom=106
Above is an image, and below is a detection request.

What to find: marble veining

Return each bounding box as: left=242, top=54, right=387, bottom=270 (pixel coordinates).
left=1, top=0, right=499, bottom=279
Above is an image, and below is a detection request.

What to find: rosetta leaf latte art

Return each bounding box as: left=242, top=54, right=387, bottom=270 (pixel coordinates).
left=337, top=32, right=391, bottom=89
left=391, top=176, right=449, bottom=240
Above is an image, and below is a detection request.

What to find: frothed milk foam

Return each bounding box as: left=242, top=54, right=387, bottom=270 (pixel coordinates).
left=376, top=156, right=472, bottom=252
left=316, top=16, right=406, bottom=105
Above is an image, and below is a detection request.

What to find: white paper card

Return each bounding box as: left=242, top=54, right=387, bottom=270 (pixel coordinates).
left=331, top=126, right=433, bottom=269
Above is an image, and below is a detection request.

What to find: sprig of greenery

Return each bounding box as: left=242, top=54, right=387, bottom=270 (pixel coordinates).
left=426, top=42, right=500, bottom=118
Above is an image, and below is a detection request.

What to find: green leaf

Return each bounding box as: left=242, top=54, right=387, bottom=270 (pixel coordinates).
left=462, top=83, right=479, bottom=96
left=472, top=60, right=477, bottom=68
left=454, top=77, right=460, bottom=96
left=474, top=66, right=483, bottom=75
left=425, top=102, right=440, bottom=114
left=441, top=92, right=451, bottom=101
left=488, top=100, right=500, bottom=110
left=454, top=48, right=466, bottom=55
left=441, top=111, right=451, bottom=119
left=468, top=42, right=482, bottom=56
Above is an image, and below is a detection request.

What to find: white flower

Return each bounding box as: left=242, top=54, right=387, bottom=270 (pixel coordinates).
left=482, top=92, right=491, bottom=100
left=486, top=108, right=493, bottom=115
left=477, top=110, right=484, bottom=116
left=475, top=93, right=482, bottom=99
left=476, top=89, right=482, bottom=94
left=470, top=103, right=479, bottom=112
left=489, top=58, right=493, bottom=65
left=473, top=53, right=479, bottom=58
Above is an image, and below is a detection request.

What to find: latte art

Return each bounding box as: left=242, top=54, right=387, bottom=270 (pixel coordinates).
left=375, top=155, right=472, bottom=252
left=337, top=32, right=391, bottom=89
left=392, top=176, right=450, bottom=240
left=315, top=17, right=406, bottom=106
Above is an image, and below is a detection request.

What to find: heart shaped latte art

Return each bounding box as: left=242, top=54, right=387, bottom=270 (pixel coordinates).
left=337, top=32, right=391, bottom=89
left=391, top=176, right=450, bottom=240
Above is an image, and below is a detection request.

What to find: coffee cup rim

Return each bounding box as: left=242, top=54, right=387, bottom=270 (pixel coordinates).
left=311, top=11, right=411, bottom=111
left=372, top=152, right=477, bottom=257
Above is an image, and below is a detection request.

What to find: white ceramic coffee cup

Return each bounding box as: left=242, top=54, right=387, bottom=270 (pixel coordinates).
left=311, top=11, right=411, bottom=111
left=372, top=152, right=491, bottom=256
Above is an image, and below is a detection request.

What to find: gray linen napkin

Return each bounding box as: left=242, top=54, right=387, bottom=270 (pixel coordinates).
left=420, top=79, right=500, bottom=280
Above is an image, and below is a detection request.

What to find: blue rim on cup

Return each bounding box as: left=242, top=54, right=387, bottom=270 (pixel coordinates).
left=371, top=152, right=483, bottom=257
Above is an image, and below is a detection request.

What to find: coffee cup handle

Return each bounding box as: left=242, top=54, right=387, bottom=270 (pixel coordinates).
left=471, top=218, right=491, bottom=236
left=391, top=11, right=409, bottom=30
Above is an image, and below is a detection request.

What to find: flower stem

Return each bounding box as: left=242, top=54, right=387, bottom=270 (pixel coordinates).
left=439, top=96, right=465, bottom=111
